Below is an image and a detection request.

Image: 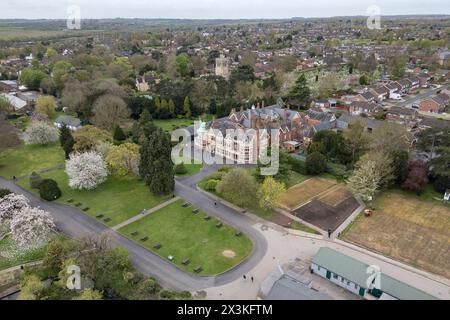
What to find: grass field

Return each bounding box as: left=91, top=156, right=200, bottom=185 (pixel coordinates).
left=174, top=163, right=203, bottom=177
left=119, top=199, right=253, bottom=275
left=18, top=169, right=170, bottom=227
left=0, top=234, right=67, bottom=271
left=0, top=143, right=65, bottom=178
left=278, top=177, right=337, bottom=211
left=318, top=185, right=352, bottom=207
left=342, top=192, right=450, bottom=279
left=154, top=118, right=195, bottom=132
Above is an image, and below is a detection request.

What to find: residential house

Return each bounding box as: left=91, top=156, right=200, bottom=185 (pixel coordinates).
left=304, top=108, right=336, bottom=126
left=386, top=106, right=419, bottom=126
left=438, top=51, right=450, bottom=66
left=419, top=95, right=448, bottom=113
left=349, top=101, right=383, bottom=116
left=54, top=115, right=82, bottom=131
left=369, top=85, right=390, bottom=102
left=311, top=247, right=437, bottom=300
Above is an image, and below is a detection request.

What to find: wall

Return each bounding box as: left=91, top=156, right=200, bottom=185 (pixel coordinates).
left=311, top=262, right=365, bottom=297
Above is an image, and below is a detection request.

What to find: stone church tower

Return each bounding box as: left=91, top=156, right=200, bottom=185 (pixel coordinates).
left=215, top=54, right=230, bottom=80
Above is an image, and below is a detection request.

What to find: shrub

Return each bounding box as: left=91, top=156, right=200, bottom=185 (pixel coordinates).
left=205, top=172, right=223, bottom=181
left=174, top=162, right=188, bottom=175
left=38, top=179, right=62, bottom=201
left=24, top=121, right=59, bottom=145
left=113, top=126, right=127, bottom=141
left=287, top=155, right=307, bottom=175
left=0, top=188, right=12, bottom=198
left=29, top=171, right=43, bottom=189
left=204, top=179, right=219, bottom=192
left=218, top=166, right=231, bottom=173
left=306, top=152, right=327, bottom=175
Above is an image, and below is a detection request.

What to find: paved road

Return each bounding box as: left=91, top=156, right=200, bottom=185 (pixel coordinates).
left=0, top=175, right=267, bottom=292
left=395, top=85, right=448, bottom=108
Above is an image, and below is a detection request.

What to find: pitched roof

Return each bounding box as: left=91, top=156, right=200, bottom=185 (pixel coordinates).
left=312, top=247, right=437, bottom=300
left=54, top=115, right=81, bottom=127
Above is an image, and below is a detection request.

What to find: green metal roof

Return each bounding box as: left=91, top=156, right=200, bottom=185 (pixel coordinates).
left=312, top=247, right=437, bottom=300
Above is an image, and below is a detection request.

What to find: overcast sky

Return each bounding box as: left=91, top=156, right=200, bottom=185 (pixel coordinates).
left=1, top=0, right=449, bottom=19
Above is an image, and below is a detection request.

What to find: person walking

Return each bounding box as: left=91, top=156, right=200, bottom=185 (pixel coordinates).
left=243, top=275, right=247, bottom=280
left=251, top=276, right=254, bottom=283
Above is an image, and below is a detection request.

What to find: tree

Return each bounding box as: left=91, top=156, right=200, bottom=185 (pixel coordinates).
left=287, top=73, right=311, bottom=108
left=0, top=188, right=11, bottom=198
left=59, top=124, right=75, bottom=159
left=24, top=121, right=59, bottom=145
left=0, top=193, right=29, bottom=235
left=391, top=150, right=409, bottom=185
left=66, top=152, right=109, bottom=190
left=183, top=96, right=191, bottom=119
left=61, top=79, right=87, bottom=117
left=74, top=289, right=103, bottom=300
left=19, top=68, right=48, bottom=90
left=10, top=206, right=55, bottom=250
left=360, top=151, right=395, bottom=188
left=348, top=159, right=381, bottom=202
left=306, top=152, right=327, bottom=175
left=174, top=162, right=188, bottom=175
left=371, top=122, right=411, bottom=155
left=106, top=143, right=140, bottom=177
left=73, top=125, right=113, bottom=152
left=139, top=128, right=174, bottom=194
left=343, top=118, right=372, bottom=162
left=92, top=94, right=130, bottom=131
left=0, top=96, right=13, bottom=114
left=35, top=95, right=57, bottom=118
left=216, top=169, right=257, bottom=207
left=113, top=126, right=127, bottom=141
left=0, top=118, right=21, bottom=153
left=38, top=179, right=62, bottom=201
left=18, top=275, right=45, bottom=300
left=257, top=177, right=286, bottom=210
left=255, top=151, right=291, bottom=183
left=29, top=172, right=43, bottom=189
left=401, top=161, right=429, bottom=194
left=168, top=99, right=175, bottom=117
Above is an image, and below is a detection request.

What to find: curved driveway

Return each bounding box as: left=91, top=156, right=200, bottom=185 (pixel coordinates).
left=0, top=171, right=267, bottom=291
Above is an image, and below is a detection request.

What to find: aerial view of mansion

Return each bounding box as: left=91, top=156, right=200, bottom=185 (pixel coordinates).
left=194, top=102, right=335, bottom=163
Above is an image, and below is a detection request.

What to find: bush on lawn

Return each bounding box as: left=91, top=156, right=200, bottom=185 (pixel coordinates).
left=174, top=162, right=188, bottom=175
left=204, top=179, right=219, bottom=192
left=159, top=289, right=192, bottom=300
left=29, top=171, right=43, bottom=189
left=218, top=166, right=231, bottom=173
left=0, top=188, right=12, bottom=198
left=113, top=126, right=127, bottom=142
left=306, top=152, right=327, bottom=175
left=287, top=155, right=307, bottom=175
left=205, top=172, right=223, bottom=181
left=39, top=179, right=62, bottom=201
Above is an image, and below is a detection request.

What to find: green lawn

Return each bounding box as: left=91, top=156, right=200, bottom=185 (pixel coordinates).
left=0, top=143, right=65, bottom=178
left=154, top=118, right=195, bottom=132
left=290, top=222, right=319, bottom=234
left=119, top=199, right=253, bottom=275
left=0, top=234, right=65, bottom=271
left=286, top=170, right=310, bottom=188
left=154, top=114, right=212, bottom=132
left=18, top=169, right=171, bottom=227
left=175, top=163, right=203, bottom=177
left=393, top=184, right=449, bottom=206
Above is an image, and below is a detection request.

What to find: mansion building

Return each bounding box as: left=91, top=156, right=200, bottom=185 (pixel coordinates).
left=194, top=102, right=323, bottom=164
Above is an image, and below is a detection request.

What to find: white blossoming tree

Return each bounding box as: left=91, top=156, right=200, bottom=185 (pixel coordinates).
left=348, top=159, right=381, bottom=202
left=0, top=193, right=55, bottom=250
left=66, top=151, right=109, bottom=190
left=10, top=207, right=55, bottom=250
left=0, top=193, right=29, bottom=239
left=24, top=121, right=59, bottom=145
